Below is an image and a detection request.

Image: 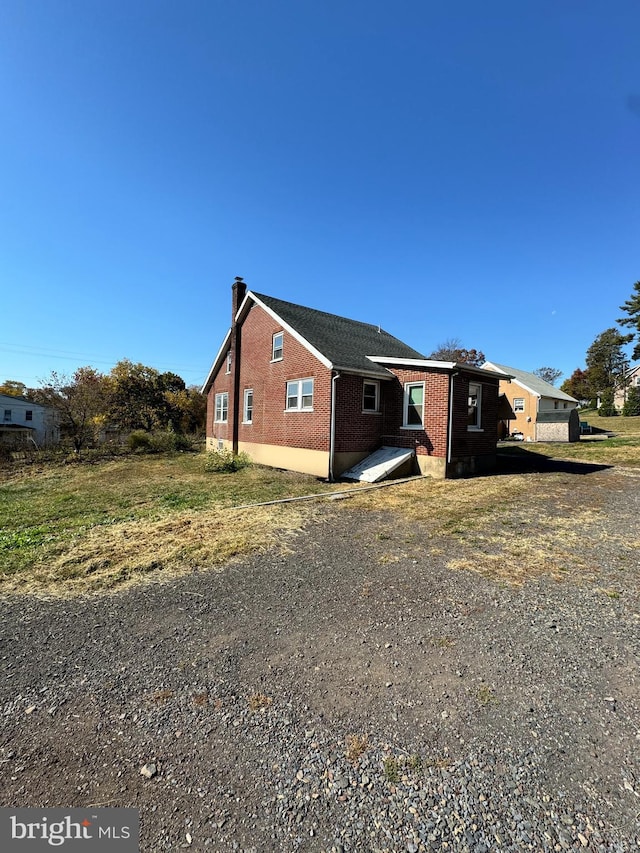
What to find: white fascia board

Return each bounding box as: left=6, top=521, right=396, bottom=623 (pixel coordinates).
left=367, top=356, right=456, bottom=370
left=246, top=292, right=333, bottom=369
left=200, top=329, right=231, bottom=394
left=367, top=356, right=510, bottom=380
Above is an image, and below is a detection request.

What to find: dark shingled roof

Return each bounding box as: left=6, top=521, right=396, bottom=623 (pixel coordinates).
left=536, top=410, right=579, bottom=424
left=252, top=292, right=425, bottom=377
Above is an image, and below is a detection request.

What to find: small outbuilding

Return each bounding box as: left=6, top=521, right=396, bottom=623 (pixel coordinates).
left=535, top=409, right=581, bottom=443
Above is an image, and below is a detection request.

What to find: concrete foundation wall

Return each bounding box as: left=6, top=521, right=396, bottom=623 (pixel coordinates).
left=237, top=441, right=329, bottom=478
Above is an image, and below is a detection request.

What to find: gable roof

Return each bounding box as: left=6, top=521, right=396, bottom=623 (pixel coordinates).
left=202, top=291, right=427, bottom=392
left=483, top=362, right=578, bottom=403
left=250, top=292, right=426, bottom=376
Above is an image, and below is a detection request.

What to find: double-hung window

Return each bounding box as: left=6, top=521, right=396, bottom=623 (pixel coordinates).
left=272, top=332, right=284, bottom=361
left=468, top=382, right=482, bottom=429
left=3, top=409, right=11, bottom=423
left=243, top=389, right=254, bottom=424
left=363, top=380, right=380, bottom=412
left=214, top=392, right=228, bottom=423
left=403, top=383, right=424, bottom=427
left=25, top=410, right=33, bottom=421
left=513, top=397, right=525, bottom=413
left=286, top=378, right=314, bottom=411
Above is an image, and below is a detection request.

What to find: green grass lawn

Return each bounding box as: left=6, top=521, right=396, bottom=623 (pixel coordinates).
left=0, top=453, right=337, bottom=593
left=500, top=410, right=640, bottom=467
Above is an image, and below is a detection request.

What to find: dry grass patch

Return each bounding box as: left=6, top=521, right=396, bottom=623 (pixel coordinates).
left=1, top=501, right=319, bottom=597
left=347, top=471, right=628, bottom=586
left=0, top=453, right=340, bottom=596
left=345, top=733, right=369, bottom=763
left=248, top=693, right=273, bottom=711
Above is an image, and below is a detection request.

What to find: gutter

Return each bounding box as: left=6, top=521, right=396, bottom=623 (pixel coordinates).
left=329, top=371, right=341, bottom=481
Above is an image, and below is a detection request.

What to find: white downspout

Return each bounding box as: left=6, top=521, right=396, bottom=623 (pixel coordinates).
left=329, top=371, right=341, bottom=481
left=447, top=371, right=456, bottom=471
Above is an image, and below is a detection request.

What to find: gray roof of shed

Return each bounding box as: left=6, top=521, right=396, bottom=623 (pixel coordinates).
left=251, top=292, right=426, bottom=376
left=536, top=410, right=579, bottom=423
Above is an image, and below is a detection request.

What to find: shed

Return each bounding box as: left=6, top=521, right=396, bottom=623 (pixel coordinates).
left=535, top=409, right=580, bottom=443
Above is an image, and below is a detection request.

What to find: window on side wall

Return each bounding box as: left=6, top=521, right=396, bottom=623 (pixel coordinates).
left=513, top=398, right=525, bottom=413
left=403, top=383, right=424, bottom=427
left=468, top=382, right=482, bottom=429
left=214, top=392, right=228, bottom=423
left=243, top=389, right=253, bottom=423
left=25, top=410, right=33, bottom=421
left=3, top=409, right=11, bottom=423
left=286, top=378, right=314, bottom=411
left=363, top=380, right=380, bottom=412
left=272, top=332, right=284, bottom=361
left=225, top=351, right=232, bottom=374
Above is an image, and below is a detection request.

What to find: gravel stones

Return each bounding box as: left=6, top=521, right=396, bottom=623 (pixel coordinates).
left=0, top=466, right=639, bottom=850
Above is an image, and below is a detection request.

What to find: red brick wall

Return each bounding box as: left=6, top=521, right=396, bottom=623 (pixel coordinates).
left=206, top=362, right=232, bottom=442
left=333, top=374, right=385, bottom=453
left=207, top=303, right=332, bottom=451
left=381, top=368, right=450, bottom=458
left=450, top=372, right=500, bottom=457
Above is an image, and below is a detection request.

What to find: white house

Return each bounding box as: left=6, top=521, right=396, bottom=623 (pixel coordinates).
left=614, top=364, right=640, bottom=410
left=0, top=393, right=59, bottom=447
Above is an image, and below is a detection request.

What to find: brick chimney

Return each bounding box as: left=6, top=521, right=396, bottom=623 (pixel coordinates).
left=231, top=276, right=247, bottom=326
left=229, top=277, right=246, bottom=453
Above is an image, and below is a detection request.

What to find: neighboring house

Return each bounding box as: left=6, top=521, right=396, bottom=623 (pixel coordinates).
left=202, top=279, right=506, bottom=480
left=0, top=393, right=59, bottom=447
left=614, top=363, right=640, bottom=410
left=482, top=362, right=579, bottom=442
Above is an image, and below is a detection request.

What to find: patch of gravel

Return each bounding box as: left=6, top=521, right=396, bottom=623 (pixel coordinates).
left=1, top=465, right=639, bottom=851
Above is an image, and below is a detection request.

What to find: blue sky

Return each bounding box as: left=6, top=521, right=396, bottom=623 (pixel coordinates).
left=1, top=1, right=639, bottom=390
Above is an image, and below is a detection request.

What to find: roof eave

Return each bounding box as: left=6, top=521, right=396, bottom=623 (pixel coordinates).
left=366, top=356, right=512, bottom=379
left=245, top=291, right=333, bottom=369
left=201, top=329, right=232, bottom=394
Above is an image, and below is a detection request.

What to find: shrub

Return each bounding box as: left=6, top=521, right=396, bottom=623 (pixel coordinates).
left=622, top=386, right=640, bottom=417
left=127, top=430, right=153, bottom=451
left=598, top=389, right=617, bottom=417
left=204, top=448, right=251, bottom=473
left=127, top=430, right=196, bottom=453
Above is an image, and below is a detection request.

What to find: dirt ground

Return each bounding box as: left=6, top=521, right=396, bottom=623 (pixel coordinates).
left=0, top=458, right=639, bottom=851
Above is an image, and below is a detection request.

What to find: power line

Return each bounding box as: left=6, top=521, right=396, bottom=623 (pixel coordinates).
left=0, top=342, right=206, bottom=377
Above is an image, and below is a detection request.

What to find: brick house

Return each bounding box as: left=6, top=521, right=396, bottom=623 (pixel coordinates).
left=202, top=279, right=505, bottom=479
left=482, top=362, right=579, bottom=442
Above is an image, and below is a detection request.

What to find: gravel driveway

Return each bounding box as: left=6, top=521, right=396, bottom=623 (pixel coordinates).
left=1, top=462, right=639, bottom=852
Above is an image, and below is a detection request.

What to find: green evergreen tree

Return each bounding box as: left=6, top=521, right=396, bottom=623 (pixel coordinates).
left=598, top=388, right=617, bottom=417
left=622, top=385, right=640, bottom=417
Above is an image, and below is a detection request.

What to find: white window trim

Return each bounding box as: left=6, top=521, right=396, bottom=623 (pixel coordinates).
left=243, top=388, right=254, bottom=424
left=402, top=382, right=424, bottom=429
left=362, top=380, right=380, bottom=413
left=272, top=331, right=284, bottom=362
left=285, top=378, right=314, bottom=411
left=513, top=397, right=525, bottom=413
left=214, top=392, right=228, bottom=423
left=468, top=382, right=483, bottom=431
left=225, top=351, right=232, bottom=374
